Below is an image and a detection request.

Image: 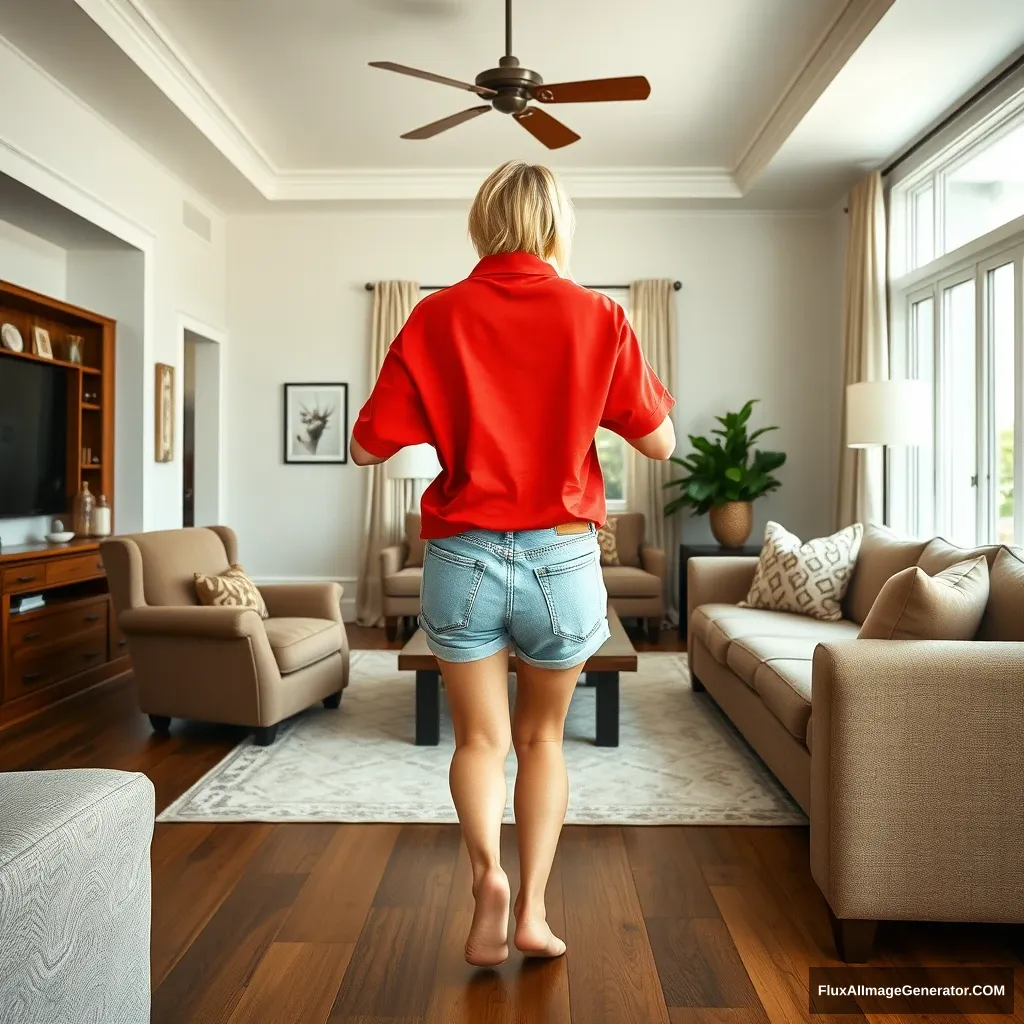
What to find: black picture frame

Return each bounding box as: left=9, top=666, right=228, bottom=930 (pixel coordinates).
left=283, top=382, right=349, bottom=464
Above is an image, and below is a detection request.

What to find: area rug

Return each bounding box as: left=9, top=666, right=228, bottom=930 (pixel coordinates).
left=158, top=651, right=805, bottom=825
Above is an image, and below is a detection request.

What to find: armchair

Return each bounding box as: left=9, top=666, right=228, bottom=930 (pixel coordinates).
left=101, top=526, right=349, bottom=745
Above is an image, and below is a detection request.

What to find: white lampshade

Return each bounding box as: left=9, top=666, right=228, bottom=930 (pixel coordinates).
left=846, top=380, right=932, bottom=448
left=385, top=443, right=442, bottom=481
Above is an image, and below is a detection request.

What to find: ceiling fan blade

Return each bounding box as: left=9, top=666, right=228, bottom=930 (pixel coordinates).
left=369, top=61, right=496, bottom=97
left=513, top=107, right=580, bottom=150
left=401, top=105, right=492, bottom=140
left=533, top=76, right=651, bottom=104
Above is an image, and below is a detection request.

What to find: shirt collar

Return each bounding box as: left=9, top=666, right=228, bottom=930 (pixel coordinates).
left=470, top=251, right=558, bottom=280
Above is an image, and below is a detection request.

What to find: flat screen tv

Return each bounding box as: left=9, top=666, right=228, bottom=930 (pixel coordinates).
left=0, top=357, right=69, bottom=519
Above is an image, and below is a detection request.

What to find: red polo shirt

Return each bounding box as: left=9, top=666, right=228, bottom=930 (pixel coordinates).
left=352, top=251, right=674, bottom=538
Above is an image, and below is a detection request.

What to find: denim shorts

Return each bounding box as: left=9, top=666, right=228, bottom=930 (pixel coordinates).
left=419, top=525, right=611, bottom=670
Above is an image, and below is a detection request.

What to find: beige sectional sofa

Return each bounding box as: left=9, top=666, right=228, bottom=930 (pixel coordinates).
left=382, top=512, right=666, bottom=640
left=687, top=525, right=1024, bottom=961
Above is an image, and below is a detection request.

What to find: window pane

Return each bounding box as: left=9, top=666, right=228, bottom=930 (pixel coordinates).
left=913, top=185, right=935, bottom=269
left=596, top=427, right=626, bottom=502
left=909, top=296, right=935, bottom=535
left=941, top=280, right=978, bottom=545
left=945, top=122, right=1024, bottom=254
left=989, top=263, right=1016, bottom=543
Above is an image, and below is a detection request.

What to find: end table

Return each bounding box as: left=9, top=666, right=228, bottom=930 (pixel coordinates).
left=678, top=542, right=762, bottom=639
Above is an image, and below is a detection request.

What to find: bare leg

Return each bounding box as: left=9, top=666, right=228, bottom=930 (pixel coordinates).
left=438, top=650, right=512, bottom=967
left=511, top=660, right=582, bottom=957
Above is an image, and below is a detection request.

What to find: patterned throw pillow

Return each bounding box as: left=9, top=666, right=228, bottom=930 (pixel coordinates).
left=597, top=517, right=621, bottom=566
left=741, top=521, right=863, bottom=622
left=194, top=564, right=269, bottom=619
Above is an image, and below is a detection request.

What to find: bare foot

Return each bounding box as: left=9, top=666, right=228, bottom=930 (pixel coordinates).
left=465, top=868, right=510, bottom=967
left=514, top=904, right=567, bottom=958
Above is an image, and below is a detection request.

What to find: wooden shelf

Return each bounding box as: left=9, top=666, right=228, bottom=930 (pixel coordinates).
left=81, top=464, right=104, bottom=471
left=82, top=403, right=102, bottom=411
left=81, top=366, right=101, bottom=376
left=0, top=346, right=87, bottom=373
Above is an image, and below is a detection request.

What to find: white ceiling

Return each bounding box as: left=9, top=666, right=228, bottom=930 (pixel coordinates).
left=138, top=0, right=848, bottom=172
left=1, top=0, right=1022, bottom=208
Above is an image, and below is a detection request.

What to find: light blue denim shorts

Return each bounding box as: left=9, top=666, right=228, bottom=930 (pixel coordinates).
left=419, top=525, right=611, bottom=669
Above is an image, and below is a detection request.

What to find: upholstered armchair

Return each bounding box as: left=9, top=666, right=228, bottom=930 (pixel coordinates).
left=381, top=513, right=425, bottom=641
left=101, top=526, right=349, bottom=745
left=600, top=512, right=665, bottom=642
left=381, top=511, right=665, bottom=642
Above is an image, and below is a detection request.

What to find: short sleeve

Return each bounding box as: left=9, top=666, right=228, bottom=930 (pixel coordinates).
left=600, top=318, right=675, bottom=439
left=352, top=334, right=432, bottom=459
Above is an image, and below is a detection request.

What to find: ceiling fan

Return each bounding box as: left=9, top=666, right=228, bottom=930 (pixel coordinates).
left=369, top=0, right=651, bottom=149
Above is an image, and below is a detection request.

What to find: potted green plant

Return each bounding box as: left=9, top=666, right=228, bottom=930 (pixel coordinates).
left=663, top=400, right=786, bottom=548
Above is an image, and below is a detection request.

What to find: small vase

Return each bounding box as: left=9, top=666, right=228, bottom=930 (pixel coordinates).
left=72, top=481, right=95, bottom=538
left=710, top=501, right=754, bottom=548
left=92, top=495, right=112, bottom=538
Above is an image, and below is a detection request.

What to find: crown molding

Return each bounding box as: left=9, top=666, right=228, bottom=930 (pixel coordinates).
left=73, top=0, right=882, bottom=203
left=269, top=167, right=741, bottom=202
left=71, top=0, right=278, bottom=196
left=734, top=0, right=896, bottom=193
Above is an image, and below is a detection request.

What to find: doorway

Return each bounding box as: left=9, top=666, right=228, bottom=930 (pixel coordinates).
left=182, top=326, right=223, bottom=528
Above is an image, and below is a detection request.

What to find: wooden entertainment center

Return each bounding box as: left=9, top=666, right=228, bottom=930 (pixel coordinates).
left=0, top=279, right=128, bottom=729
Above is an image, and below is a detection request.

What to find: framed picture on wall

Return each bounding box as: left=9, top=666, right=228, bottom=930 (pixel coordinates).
left=284, top=383, right=349, bottom=464
left=155, top=363, right=175, bottom=463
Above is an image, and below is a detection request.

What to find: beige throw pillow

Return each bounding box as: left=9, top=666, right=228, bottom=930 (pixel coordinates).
left=742, top=521, right=863, bottom=622
left=597, top=517, right=621, bottom=566
left=857, top=556, right=989, bottom=641
left=978, top=547, right=1024, bottom=641
left=194, top=564, right=269, bottom=619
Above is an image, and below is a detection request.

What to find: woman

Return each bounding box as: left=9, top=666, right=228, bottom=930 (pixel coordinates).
left=350, top=160, right=676, bottom=967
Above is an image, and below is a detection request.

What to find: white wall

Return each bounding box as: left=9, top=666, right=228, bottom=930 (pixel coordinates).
left=0, top=36, right=227, bottom=533
left=0, top=219, right=68, bottom=545
left=227, top=206, right=844, bottom=604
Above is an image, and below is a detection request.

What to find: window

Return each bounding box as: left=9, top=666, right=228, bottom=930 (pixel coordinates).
left=595, top=291, right=632, bottom=511
left=945, top=121, right=1024, bottom=254
left=890, top=81, right=1024, bottom=545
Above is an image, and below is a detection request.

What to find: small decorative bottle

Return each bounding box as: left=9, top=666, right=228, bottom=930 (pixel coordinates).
left=92, top=495, right=112, bottom=538
left=72, top=481, right=95, bottom=538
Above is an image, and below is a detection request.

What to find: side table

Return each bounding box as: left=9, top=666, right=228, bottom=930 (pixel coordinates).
left=678, top=543, right=762, bottom=639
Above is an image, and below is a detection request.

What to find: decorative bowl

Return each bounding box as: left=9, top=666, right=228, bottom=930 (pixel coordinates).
left=46, top=531, right=75, bottom=544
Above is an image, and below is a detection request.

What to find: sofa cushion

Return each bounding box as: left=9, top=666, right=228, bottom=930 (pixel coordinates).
left=858, top=557, right=990, bottom=641
left=264, top=617, right=342, bottom=674
left=610, top=512, right=643, bottom=568
left=979, top=547, right=1024, bottom=641
left=690, top=603, right=859, bottom=665
left=843, top=523, right=929, bottom=625
left=384, top=567, right=423, bottom=597
left=752, top=658, right=813, bottom=742
left=742, top=521, right=863, bottom=622
left=726, top=636, right=819, bottom=689
left=916, top=537, right=1000, bottom=575
left=601, top=566, right=660, bottom=598
left=194, top=564, right=269, bottom=619
left=597, top=517, right=621, bottom=566
left=405, top=513, right=425, bottom=567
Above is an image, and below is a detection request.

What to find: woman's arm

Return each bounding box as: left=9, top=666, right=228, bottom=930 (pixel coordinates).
left=627, top=415, right=676, bottom=461
left=350, top=436, right=386, bottom=466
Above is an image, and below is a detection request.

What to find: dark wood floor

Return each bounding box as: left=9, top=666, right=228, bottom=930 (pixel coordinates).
left=1, top=624, right=1020, bottom=1023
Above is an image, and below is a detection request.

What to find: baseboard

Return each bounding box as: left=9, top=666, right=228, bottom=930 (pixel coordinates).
left=255, top=576, right=357, bottom=622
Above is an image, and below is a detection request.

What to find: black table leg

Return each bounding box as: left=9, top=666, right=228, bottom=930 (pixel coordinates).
left=416, top=669, right=440, bottom=745
left=591, top=671, right=619, bottom=747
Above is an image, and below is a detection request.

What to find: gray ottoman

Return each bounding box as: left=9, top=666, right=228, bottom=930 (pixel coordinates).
left=0, top=769, right=154, bottom=1024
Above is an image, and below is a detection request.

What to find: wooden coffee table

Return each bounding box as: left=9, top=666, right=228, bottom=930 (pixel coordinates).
left=397, top=607, right=637, bottom=747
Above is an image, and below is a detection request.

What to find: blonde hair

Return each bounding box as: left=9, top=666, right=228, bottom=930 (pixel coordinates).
left=468, top=161, right=575, bottom=277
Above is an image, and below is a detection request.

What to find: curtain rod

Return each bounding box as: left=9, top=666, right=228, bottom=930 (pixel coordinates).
left=881, top=50, right=1024, bottom=178
left=364, top=281, right=681, bottom=292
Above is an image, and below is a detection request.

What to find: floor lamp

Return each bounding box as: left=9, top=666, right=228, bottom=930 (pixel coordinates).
left=386, top=443, right=442, bottom=511
left=846, top=379, right=932, bottom=526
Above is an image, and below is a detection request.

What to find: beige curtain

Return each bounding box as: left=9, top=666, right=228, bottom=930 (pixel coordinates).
left=355, top=281, right=420, bottom=626
left=628, top=279, right=679, bottom=623
left=836, top=172, right=888, bottom=528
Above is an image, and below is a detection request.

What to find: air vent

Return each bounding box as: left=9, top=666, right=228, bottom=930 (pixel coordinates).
left=182, top=200, right=212, bottom=242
